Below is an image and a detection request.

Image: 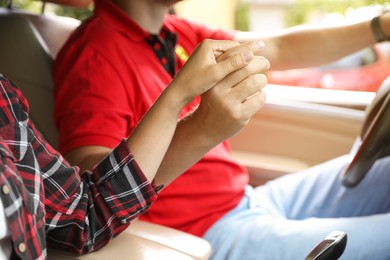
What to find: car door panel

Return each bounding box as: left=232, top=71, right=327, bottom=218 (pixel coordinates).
left=230, top=86, right=369, bottom=186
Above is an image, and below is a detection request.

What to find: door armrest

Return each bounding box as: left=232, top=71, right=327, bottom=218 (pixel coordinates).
left=48, top=220, right=211, bottom=260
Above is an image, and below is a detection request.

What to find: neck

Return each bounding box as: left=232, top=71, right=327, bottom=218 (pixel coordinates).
left=112, top=0, right=171, bottom=34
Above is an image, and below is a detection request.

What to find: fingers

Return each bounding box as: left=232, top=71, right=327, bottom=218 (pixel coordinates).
left=207, top=41, right=269, bottom=125
left=240, top=90, right=267, bottom=118
left=227, top=73, right=267, bottom=120
left=191, top=40, right=266, bottom=85
left=207, top=50, right=254, bottom=83
left=233, top=74, right=268, bottom=103
left=216, top=40, right=265, bottom=63
left=198, top=39, right=241, bottom=58
left=186, top=40, right=269, bottom=143
left=168, top=39, right=245, bottom=104
left=211, top=40, right=266, bottom=82
left=167, top=39, right=267, bottom=108
left=217, top=55, right=270, bottom=89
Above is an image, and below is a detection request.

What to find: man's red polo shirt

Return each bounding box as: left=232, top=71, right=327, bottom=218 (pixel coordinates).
left=54, top=0, right=248, bottom=236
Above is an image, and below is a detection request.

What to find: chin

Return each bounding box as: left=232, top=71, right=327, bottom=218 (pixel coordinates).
left=156, top=0, right=182, bottom=5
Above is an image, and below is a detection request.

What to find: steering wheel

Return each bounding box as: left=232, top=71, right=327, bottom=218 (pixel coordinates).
left=341, top=76, right=390, bottom=188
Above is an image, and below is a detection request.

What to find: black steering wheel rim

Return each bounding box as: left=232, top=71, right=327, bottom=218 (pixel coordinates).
left=341, top=76, right=390, bottom=188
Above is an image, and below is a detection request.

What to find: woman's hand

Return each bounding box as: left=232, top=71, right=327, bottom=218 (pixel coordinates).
left=167, top=39, right=264, bottom=107
left=189, top=42, right=270, bottom=145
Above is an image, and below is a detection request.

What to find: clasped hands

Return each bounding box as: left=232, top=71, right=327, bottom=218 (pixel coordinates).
left=170, top=39, right=269, bottom=144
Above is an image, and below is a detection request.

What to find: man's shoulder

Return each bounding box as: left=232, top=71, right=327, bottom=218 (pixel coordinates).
left=69, top=17, right=112, bottom=47
left=57, top=16, right=125, bottom=62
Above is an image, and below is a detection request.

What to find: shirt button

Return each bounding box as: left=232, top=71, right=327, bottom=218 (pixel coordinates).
left=18, top=242, right=26, bottom=253
left=2, top=185, right=9, bottom=195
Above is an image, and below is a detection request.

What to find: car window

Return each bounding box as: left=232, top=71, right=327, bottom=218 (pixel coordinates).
left=321, top=47, right=378, bottom=71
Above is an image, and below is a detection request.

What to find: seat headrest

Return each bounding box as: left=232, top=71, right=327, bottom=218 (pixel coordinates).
left=0, top=7, right=80, bottom=148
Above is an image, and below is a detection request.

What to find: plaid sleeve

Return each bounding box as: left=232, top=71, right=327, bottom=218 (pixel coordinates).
left=90, top=139, right=161, bottom=223
left=45, top=140, right=160, bottom=254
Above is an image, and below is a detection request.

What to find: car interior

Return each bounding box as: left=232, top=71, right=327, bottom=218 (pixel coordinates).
left=0, top=0, right=388, bottom=259
left=0, top=3, right=213, bottom=260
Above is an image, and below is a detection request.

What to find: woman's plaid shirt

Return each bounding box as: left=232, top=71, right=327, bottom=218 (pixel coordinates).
left=0, top=75, right=159, bottom=259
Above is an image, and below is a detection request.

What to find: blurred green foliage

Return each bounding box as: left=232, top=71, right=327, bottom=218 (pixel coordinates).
left=0, top=0, right=92, bottom=20
left=53, top=4, right=92, bottom=21
left=236, top=0, right=389, bottom=30
left=236, top=2, right=250, bottom=31
left=286, top=0, right=389, bottom=26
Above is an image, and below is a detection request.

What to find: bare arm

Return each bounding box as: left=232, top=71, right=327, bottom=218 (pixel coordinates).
left=235, top=12, right=390, bottom=70
left=65, top=40, right=268, bottom=186
left=154, top=49, right=269, bottom=185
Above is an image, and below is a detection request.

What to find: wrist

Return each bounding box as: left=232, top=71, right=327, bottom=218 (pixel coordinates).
left=164, top=82, right=196, bottom=110
left=181, top=109, right=222, bottom=149
left=159, top=86, right=189, bottom=113
left=371, top=12, right=390, bottom=43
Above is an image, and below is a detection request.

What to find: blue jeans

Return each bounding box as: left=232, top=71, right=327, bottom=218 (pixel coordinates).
left=203, top=155, right=390, bottom=260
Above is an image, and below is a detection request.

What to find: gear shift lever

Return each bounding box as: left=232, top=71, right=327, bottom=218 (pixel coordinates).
left=305, top=231, right=347, bottom=260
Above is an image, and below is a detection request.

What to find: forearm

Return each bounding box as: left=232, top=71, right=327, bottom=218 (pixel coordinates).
left=153, top=111, right=220, bottom=186
left=127, top=88, right=185, bottom=182
left=269, top=21, right=374, bottom=70
left=235, top=14, right=388, bottom=70
left=64, top=92, right=182, bottom=178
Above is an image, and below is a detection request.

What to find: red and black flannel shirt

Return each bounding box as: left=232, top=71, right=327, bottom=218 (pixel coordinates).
left=0, top=75, right=159, bottom=259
